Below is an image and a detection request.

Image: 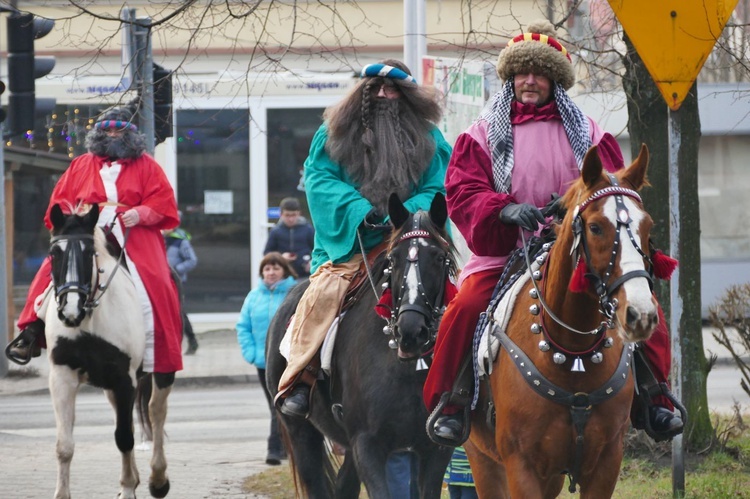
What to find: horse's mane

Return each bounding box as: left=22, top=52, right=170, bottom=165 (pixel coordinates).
left=388, top=210, right=459, bottom=279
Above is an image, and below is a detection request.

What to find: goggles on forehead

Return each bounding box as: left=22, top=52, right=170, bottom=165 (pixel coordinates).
left=94, top=120, right=138, bottom=132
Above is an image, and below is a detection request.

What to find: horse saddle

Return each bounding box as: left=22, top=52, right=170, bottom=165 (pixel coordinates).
left=278, top=242, right=389, bottom=375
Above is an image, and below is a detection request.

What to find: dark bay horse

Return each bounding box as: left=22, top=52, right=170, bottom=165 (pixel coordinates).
left=266, top=193, right=455, bottom=498
left=45, top=204, right=173, bottom=499
left=466, top=145, right=658, bottom=498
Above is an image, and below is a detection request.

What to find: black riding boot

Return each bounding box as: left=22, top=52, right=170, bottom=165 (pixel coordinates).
left=427, top=357, right=473, bottom=446
left=5, top=319, right=45, bottom=365
left=632, top=344, right=686, bottom=442
left=279, top=384, right=311, bottom=418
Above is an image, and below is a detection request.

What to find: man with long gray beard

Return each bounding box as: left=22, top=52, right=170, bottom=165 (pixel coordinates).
left=5, top=107, right=183, bottom=377
left=276, top=60, right=452, bottom=418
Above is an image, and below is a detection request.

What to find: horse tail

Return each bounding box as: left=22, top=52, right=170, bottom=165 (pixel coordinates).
left=136, top=373, right=154, bottom=441
left=280, top=421, right=340, bottom=497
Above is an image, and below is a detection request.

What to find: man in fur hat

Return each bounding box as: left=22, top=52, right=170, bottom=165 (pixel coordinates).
left=423, top=20, right=683, bottom=445
left=276, top=60, right=452, bottom=417
left=6, top=108, right=183, bottom=376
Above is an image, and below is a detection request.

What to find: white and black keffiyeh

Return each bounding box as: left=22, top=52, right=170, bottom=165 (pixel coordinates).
left=480, top=80, right=591, bottom=194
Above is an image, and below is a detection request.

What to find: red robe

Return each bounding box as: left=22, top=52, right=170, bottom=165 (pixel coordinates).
left=18, top=153, right=183, bottom=373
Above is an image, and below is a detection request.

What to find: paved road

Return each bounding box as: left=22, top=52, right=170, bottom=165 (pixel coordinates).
left=0, top=385, right=274, bottom=499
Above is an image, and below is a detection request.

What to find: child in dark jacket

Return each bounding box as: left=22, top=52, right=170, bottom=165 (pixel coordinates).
left=264, top=197, right=314, bottom=279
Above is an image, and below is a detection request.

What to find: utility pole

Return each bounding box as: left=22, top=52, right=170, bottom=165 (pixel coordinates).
left=0, top=5, right=15, bottom=378
left=121, top=9, right=155, bottom=154
left=136, top=17, right=155, bottom=155
left=404, top=0, right=426, bottom=81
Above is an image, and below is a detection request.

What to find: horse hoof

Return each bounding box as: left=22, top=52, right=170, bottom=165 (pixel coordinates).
left=149, top=479, right=170, bottom=498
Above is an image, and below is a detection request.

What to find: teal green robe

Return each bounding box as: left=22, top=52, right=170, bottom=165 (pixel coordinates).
left=304, top=123, right=452, bottom=273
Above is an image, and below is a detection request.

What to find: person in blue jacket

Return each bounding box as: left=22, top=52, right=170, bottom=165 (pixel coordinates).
left=236, top=252, right=297, bottom=465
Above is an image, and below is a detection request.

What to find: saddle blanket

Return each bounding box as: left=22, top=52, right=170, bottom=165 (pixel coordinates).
left=279, top=312, right=343, bottom=376
left=476, top=253, right=547, bottom=378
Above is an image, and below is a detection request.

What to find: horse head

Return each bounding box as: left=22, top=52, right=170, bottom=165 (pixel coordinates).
left=383, top=193, right=456, bottom=359
left=49, top=203, right=100, bottom=327
left=560, top=143, right=658, bottom=342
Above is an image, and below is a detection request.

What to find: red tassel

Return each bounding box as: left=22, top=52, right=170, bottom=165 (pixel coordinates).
left=444, top=279, right=458, bottom=306
left=569, top=257, right=589, bottom=293
left=652, top=250, right=678, bottom=280
left=375, top=288, right=393, bottom=319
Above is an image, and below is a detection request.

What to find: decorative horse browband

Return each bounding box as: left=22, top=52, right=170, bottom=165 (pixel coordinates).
left=377, top=215, right=456, bottom=356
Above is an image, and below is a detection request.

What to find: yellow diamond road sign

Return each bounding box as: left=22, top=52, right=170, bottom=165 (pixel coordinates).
left=607, top=0, right=739, bottom=110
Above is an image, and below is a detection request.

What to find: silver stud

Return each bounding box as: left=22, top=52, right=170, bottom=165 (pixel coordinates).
left=98, top=268, right=105, bottom=274
left=381, top=281, right=389, bottom=290
left=529, top=288, right=538, bottom=299
left=604, top=337, right=614, bottom=348
left=530, top=323, right=541, bottom=334
left=591, top=351, right=603, bottom=364
left=538, top=340, right=550, bottom=352
left=553, top=352, right=566, bottom=364
left=383, top=325, right=392, bottom=335
left=529, top=304, right=540, bottom=315
left=388, top=339, right=398, bottom=349
left=535, top=255, right=546, bottom=266
left=542, top=243, right=552, bottom=251
left=533, top=270, right=542, bottom=281
left=383, top=268, right=391, bottom=275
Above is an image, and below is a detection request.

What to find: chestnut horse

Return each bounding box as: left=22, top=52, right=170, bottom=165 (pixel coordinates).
left=467, top=145, right=657, bottom=498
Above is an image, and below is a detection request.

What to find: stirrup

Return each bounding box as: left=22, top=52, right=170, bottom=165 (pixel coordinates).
left=632, top=346, right=687, bottom=442
left=426, top=392, right=471, bottom=447
left=5, top=336, right=34, bottom=366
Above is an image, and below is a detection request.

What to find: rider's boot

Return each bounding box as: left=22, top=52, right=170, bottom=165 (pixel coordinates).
left=428, top=356, right=474, bottom=446
left=5, top=319, right=45, bottom=365
left=632, top=344, right=686, bottom=442
left=279, top=363, right=318, bottom=418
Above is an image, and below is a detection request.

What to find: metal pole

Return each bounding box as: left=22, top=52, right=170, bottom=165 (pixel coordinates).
left=403, top=0, right=417, bottom=75
left=415, top=0, right=426, bottom=82
left=668, top=107, right=685, bottom=497
left=135, top=17, right=155, bottom=154
left=0, top=32, right=9, bottom=378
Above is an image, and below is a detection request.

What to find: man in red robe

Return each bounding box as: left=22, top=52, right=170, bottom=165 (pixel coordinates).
left=6, top=107, right=183, bottom=374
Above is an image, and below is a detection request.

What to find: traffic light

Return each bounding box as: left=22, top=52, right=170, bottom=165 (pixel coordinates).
left=6, top=12, right=56, bottom=137
left=153, top=63, right=173, bottom=144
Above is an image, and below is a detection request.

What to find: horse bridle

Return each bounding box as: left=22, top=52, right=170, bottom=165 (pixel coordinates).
left=523, top=174, right=653, bottom=336
left=572, top=174, right=653, bottom=319
left=51, top=221, right=130, bottom=316
left=50, top=233, right=99, bottom=315
left=382, top=214, right=453, bottom=354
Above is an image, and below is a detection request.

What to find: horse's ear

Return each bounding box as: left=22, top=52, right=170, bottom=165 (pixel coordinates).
left=85, top=204, right=100, bottom=229
left=388, top=193, right=410, bottom=229
left=429, top=192, right=448, bottom=230
left=50, top=204, right=65, bottom=230
left=581, top=145, right=603, bottom=188
left=622, top=143, right=649, bottom=190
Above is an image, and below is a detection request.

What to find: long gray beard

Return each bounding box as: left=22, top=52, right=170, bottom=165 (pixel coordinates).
left=85, top=128, right=147, bottom=160
left=339, top=100, right=434, bottom=213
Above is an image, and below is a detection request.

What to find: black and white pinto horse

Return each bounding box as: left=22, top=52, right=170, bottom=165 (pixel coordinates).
left=45, top=203, right=172, bottom=499
left=267, top=193, right=455, bottom=498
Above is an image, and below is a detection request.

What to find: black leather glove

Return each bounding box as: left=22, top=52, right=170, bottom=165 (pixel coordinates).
left=542, top=193, right=565, bottom=218
left=499, top=203, right=546, bottom=232
left=364, top=207, right=384, bottom=228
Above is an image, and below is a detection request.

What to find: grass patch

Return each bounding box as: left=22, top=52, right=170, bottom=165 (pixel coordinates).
left=242, top=424, right=750, bottom=498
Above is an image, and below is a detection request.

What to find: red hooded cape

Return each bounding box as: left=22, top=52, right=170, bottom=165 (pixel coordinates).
left=19, top=153, right=183, bottom=373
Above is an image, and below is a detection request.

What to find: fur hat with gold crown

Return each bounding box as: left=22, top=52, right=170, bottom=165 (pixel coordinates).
left=495, top=20, right=575, bottom=90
